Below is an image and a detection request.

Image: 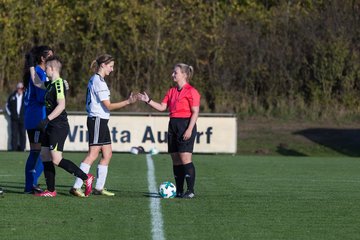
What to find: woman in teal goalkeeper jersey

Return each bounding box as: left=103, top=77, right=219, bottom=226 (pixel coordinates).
left=23, top=46, right=53, bottom=193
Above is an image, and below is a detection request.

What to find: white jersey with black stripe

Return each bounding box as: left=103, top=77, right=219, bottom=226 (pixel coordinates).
left=86, top=73, right=110, bottom=119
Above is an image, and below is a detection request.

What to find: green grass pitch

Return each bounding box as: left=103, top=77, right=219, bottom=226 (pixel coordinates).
left=0, top=152, right=360, bottom=240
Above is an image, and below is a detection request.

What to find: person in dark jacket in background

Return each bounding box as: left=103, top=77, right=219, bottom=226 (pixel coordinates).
left=6, top=82, right=26, bottom=151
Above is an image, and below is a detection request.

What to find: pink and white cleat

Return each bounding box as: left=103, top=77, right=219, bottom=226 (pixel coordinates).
left=34, top=190, right=57, bottom=197
left=85, top=174, right=94, bottom=197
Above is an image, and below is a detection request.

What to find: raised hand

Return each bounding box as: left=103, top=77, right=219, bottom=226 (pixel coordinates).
left=25, top=52, right=35, bottom=68
left=128, top=92, right=137, bottom=104
left=137, top=92, right=150, bottom=102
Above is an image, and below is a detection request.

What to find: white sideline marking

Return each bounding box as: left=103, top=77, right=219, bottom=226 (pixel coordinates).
left=146, top=154, right=165, bottom=240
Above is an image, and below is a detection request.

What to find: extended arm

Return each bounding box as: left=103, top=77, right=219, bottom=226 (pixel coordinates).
left=137, top=92, right=167, bottom=112
left=101, top=92, right=137, bottom=111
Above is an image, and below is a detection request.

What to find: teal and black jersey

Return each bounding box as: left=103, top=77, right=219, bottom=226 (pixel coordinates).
left=44, top=78, right=68, bottom=127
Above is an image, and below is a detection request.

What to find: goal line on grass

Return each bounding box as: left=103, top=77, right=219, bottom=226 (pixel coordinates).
left=146, top=154, right=165, bottom=240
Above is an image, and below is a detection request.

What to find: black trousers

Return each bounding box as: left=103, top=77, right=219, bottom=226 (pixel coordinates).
left=10, top=119, right=26, bottom=151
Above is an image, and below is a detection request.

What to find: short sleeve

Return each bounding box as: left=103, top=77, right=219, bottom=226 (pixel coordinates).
left=162, top=89, right=171, bottom=104
left=55, top=79, right=65, bottom=100
left=189, top=88, right=200, bottom=107
left=94, top=79, right=110, bottom=101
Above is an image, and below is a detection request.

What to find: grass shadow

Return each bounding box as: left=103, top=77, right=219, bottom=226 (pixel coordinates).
left=294, top=128, right=360, bottom=157
left=142, top=192, right=161, bottom=198
left=0, top=181, right=25, bottom=194
left=276, top=144, right=307, bottom=156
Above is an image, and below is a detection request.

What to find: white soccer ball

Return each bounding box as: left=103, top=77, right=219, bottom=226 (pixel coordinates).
left=158, top=181, right=176, bottom=198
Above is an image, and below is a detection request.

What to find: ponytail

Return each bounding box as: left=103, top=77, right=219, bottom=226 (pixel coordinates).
left=90, top=60, right=98, bottom=73
left=91, top=54, right=115, bottom=73
left=175, top=63, right=194, bottom=82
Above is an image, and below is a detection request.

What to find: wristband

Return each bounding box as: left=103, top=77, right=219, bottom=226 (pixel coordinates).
left=146, top=98, right=152, bottom=104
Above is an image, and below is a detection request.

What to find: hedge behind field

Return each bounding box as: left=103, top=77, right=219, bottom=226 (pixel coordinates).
left=0, top=0, right=359, bottom=119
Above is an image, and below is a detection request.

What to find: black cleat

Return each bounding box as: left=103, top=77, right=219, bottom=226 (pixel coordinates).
left=175, top=192, right=183, bottom=198
left=32, top=185, right=44, bottom=194
left=24, top=185, right=44, bottom=194
left=182, top=191, right=195, bottom=199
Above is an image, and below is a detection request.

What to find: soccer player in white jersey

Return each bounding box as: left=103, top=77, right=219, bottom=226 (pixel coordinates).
left=70, top=54, right=137, bottom=197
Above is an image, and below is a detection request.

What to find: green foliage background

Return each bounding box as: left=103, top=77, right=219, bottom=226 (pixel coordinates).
left=0, top=0, right=359, bottom=119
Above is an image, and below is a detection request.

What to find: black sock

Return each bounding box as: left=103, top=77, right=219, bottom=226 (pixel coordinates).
left=58, top=158, right=87, bottom=180
left=184, top=162, right=196, bottom=193
left=173, top=165, right=185, bottom=194
left=43, top=161, right=56, bottom=192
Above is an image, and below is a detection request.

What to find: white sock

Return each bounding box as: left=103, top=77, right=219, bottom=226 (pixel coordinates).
left=73, top=162, right=91, bottom=189
left=95, top=164, right=108, bottom=191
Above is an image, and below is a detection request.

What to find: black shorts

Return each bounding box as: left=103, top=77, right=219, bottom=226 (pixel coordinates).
left=87, top=117, right=111, bottom=146
left=27, top=129, right=44, bottom=144
left=168, top=118, right=197, bottom=153
left=42, top=124, right=69, bottom=152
